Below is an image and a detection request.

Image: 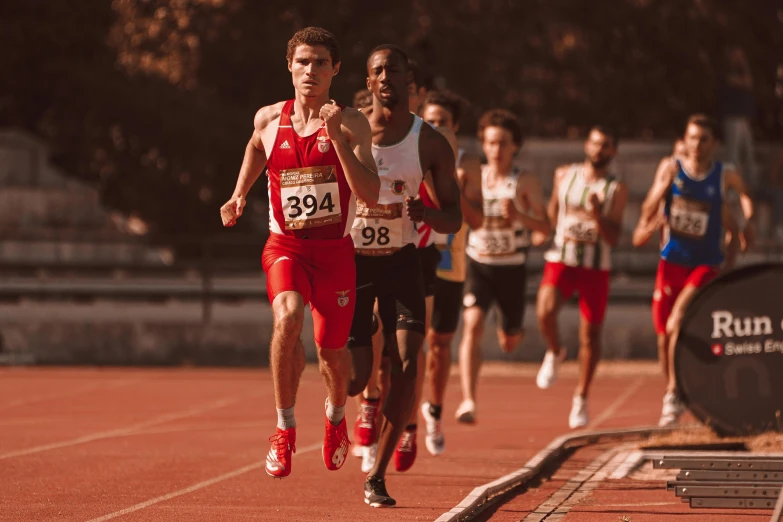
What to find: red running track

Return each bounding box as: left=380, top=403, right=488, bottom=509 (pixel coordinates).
left=0, top=363, right=692, bottom=521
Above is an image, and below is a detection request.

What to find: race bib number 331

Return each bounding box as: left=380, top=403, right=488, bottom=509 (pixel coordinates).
left=280, top=166, right=341, bottom=230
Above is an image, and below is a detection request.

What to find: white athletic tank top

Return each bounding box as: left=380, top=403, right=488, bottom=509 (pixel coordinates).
left=544, top=164, right=619, bottom=270
left=351, top=115, right=424, bottom=256
left=466, top=165, right=531, bottom=266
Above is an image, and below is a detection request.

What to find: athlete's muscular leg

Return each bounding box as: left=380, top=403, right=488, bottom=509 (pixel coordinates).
left=271, top=291, right=307, bottom=409
left=317, top=344, right=350, bottom=411
left=458, top=306, right=485, bottom=404
left=407, top=295, right=434, bottom=426
left=348, top=288, right=377, bottom=397
left=575, top=320, right=602, bottom=398
left=426, top=331, right=453, bottom=406
left=657, top=333, right=670, bottom=383
left=354, top=307, right=384, bottom=413
left=537, top=285, right=563, bottom=356
left=370, top=328, right=424, bottom=478
left=666, top=284, right=699, bottom=393
left=366, top=311, right=385, bottom=399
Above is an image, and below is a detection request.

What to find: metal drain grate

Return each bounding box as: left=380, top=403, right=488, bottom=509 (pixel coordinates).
left=655, top=454, right=783, bottom=520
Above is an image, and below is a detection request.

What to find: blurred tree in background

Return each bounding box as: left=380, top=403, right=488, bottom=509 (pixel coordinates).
left=0, top=0, right=780, bottom=243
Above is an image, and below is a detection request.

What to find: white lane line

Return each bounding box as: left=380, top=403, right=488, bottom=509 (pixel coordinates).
left=0, top=379, right=140, bottom=410
left=84, top=443, right=323, bottom=522
left=0, top=396, right=247, bottom=460
left=0, top=417, right=60, bottom=427
left=125, top=422, right=264, bottom=438
left=589, top=378, right=646, bottom=429
left=610, top=449, right=645, bottom=479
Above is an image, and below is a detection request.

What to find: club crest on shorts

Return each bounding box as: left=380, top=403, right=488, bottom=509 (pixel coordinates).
left=390, top=180, right=406, bottom=195
left=336, top=289, right=350, bottom=307
left=317, top=135, right=331, bottom=153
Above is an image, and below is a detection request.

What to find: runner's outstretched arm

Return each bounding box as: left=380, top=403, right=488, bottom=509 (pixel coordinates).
left=640, top=157, right=676, bottom=222
left=588, top=182, right=628, bottom=247
left=502, top=174, right=550, bottom=237
left=457, top=156, right=484, bottom=230
left=408, top=125, right=462, bottom=234
left=723, top=167, right=755, bottom=252
left=632, top=200, right=665, bottom=247
left=220, top=105, right=276, bottom=226
left=722, top=203, right=740, bottom=270
left=322, top=105, right=380, bottom=207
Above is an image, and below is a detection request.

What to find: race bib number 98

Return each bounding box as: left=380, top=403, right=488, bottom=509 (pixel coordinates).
left=280, top=166, right=342, bottom=230
left=670, top=196, right=710, bottom=238
left=351, top=202, right=404, bottom=256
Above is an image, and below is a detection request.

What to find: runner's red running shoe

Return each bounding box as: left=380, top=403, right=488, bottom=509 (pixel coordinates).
left=394, top=427, right=417, bottom=472
left=323, top=414, right=351, bottom=471
left=354, top=398, right=379, bottom=446
left=266, top=427, right=296, bottom=478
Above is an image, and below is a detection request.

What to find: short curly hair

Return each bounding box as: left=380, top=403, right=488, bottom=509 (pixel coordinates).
left=422, top=90, right=463, bottom=126
left=286, top=27, right=340, bottom=65
left=477, top=109, right=523, bottom=147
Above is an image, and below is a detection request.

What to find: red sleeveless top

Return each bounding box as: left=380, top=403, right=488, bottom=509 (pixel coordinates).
left=266, top=100, right=356, bottom=239
left=415, top=182, right=440, bottom=247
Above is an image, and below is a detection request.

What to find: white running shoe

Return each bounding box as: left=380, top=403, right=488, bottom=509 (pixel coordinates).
left=569, top=395, right=589, bottom=429
left=352, top=444, right=364, bottom=458
left=421, top=402, right=445, bottom=456
left=361, top=443, right=377, bottom=473
left=455, top=399, right=477, bottom=424
left=659, top=391, right=685, bottom=427
left=536, top=350, right=566, bottom=390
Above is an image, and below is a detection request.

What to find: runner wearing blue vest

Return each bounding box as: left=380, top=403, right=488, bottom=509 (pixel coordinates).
left=636, top=114, right=755, bottom=426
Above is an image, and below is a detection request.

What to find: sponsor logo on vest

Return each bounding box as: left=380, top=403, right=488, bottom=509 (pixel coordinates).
left=280, top=140, right=291, bottom=150
left=317, top=135, right=331, bottom=153
left=336, top=290, right=350, bottom=307
left=390, top=179, right=406, bottom=195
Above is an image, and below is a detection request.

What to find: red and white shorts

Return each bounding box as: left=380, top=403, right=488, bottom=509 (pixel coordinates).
left=261, top=234, right=356, bottom=349
left=652, top=259, right=717, bottom=335
left=542, top=262, right=610, bottom=324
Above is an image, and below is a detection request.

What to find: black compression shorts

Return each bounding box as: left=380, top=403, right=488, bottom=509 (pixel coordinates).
left=348, top=244, right=426, bottom=348
left=462, top=258, right=527, bottom=335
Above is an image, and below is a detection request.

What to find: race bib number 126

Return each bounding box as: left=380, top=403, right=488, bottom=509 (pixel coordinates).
left=280, top=166, right=342, bottom=230
left=670, top=196, right=710, bottom=239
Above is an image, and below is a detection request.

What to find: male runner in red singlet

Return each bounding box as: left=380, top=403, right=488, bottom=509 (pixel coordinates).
left=220, top=27, right=379, bottom=479
left=535, top=126, right=628, bottom=429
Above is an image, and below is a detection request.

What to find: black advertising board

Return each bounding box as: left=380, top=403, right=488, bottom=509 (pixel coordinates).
left=675, top=263, right=783, bottom=436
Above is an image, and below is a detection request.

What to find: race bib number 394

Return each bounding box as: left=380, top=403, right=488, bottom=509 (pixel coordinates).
left=670, top=196, right=710, bottom=238
left=280, top=166, right=342, bottom=230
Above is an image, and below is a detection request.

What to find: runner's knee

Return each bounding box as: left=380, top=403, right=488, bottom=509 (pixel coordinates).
left=536, top=287, right=558, bottom=320
left=273, top=307, right=304, bottom=337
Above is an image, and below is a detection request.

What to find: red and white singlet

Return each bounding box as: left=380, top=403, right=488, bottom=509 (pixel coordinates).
left=266, top=100, right=357, bottom=239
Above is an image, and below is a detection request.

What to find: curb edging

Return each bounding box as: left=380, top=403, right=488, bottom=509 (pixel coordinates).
left=434, top=424, right=687, bottom=522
